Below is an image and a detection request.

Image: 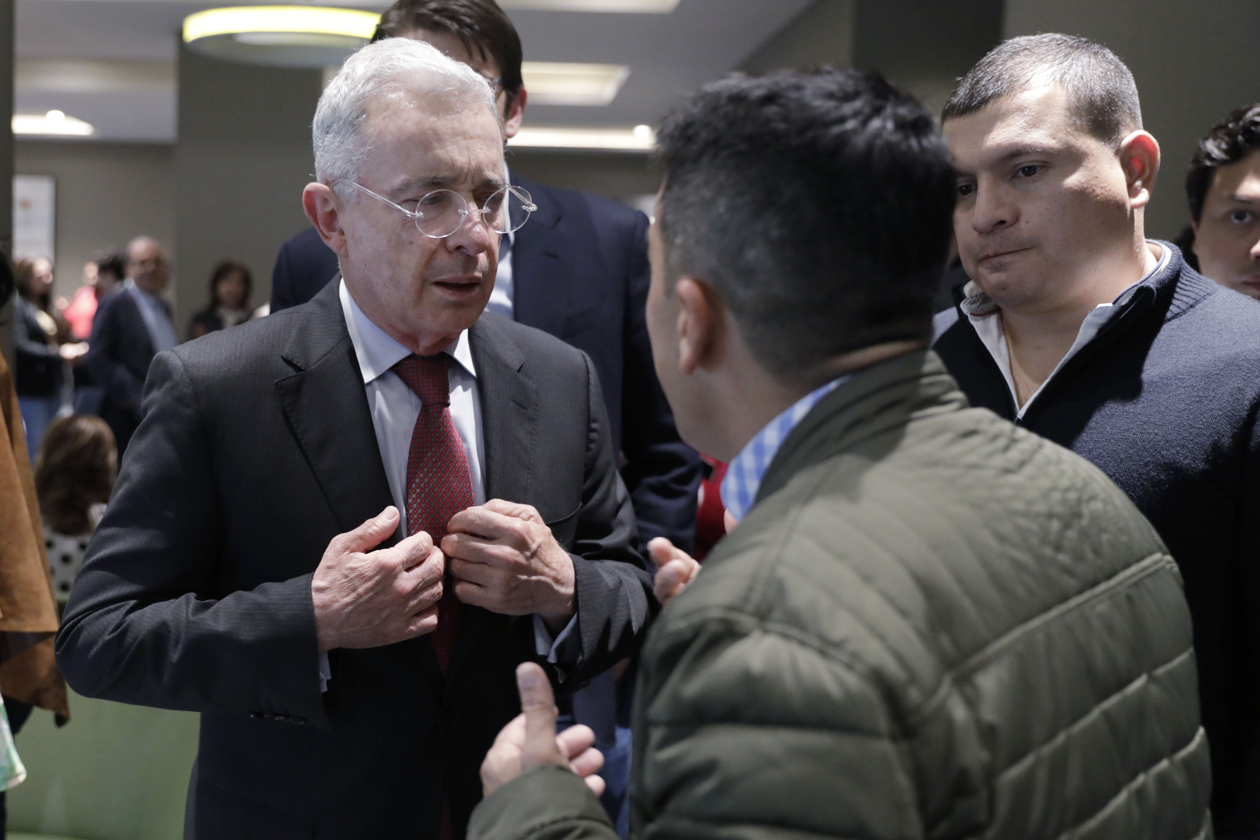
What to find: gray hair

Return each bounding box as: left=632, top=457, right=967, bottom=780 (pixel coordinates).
left=313, top=38, right=499, bottom=200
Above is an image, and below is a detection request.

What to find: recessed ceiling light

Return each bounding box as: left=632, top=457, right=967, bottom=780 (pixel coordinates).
left=13, top=112, right=95, bottom=137
left=522, top=62, right=630, bottom=106
left=183, top=7, right=380, bottom=67
left=510, top=126, right=655, bottom=151
left=500, top=0, right=680, bottom=11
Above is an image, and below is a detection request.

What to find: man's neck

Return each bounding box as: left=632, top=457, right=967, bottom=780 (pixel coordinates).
left=999, top=241, right=1159, bottom=406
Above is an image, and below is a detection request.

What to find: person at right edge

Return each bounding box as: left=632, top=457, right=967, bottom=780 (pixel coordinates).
left=466, top=68, right=1211, bottom=839
left=930, top=34, right=1260, bottom=836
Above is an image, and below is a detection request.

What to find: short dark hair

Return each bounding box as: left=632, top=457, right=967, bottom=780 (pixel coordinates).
left=94, top=251, right=126, bottom=282
left=373, top=0, right=523, bottom=107
left=942, top=33, right=1142, bottom=148
left=1186, top=103, right=1260, bottom=223
left=656, top=69, right=955, bottom=381
left=208, top=259, right=253, bottom=308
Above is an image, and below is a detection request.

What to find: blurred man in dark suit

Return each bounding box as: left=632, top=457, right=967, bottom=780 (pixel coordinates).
left=85, top=236, right=178, bottom=456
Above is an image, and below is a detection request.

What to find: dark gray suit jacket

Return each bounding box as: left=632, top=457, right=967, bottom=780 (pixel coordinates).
left=56, top=280, right=654, bottom=839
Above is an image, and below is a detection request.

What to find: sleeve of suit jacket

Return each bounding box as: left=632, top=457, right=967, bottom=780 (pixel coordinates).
left=55, top=349, right=328, bottom=725
left=615, top=210, right=702, bottom=553
left=557, top=349, right=658, bottom=688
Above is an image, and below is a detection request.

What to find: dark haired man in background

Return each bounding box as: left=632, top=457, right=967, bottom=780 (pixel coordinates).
left=1186, top=103, right=1260, bottom=299
left=467, top=67, right=1209, bottom=840
left=933, top=33, right=1260, bottom=835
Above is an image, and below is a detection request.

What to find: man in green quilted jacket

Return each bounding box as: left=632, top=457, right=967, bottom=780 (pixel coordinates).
left=468, top=69, right=1212, bottom=840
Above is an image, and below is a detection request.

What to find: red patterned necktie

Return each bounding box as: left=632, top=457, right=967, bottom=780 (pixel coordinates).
left=392, top=353, right=475, bottom=675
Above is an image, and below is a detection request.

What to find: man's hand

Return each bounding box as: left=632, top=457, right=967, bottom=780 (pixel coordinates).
left=443, top=500, right=575, bottom=631
left=648, top=537, right=701, bottom=605
left=311, top=506, right=445, bottom=652
left=481, top=662, right=605, bottom=797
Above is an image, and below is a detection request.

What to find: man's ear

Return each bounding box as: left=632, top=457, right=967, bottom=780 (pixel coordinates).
left=1119, top=130, right=1161, bottom=210
left=675, top=277, right=721, bottom=375
left=503, top=87, right=527, bottom=140
left=303, top=182, right=348, bottom=257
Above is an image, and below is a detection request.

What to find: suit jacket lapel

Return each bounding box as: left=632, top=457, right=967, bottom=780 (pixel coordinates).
left=510, top=178, right=572, bottom=338
left=446, top=314, right=538, bottom=682
left=274, top=279, right=397, bottom=543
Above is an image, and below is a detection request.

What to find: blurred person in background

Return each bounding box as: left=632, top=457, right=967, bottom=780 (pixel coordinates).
left=34, top=415, right=116, bottom=606
left=932, top=35, right=1260, bottom=835
left=1186, top=103, right=1260, bottom=299
left=13, top=256, right=87, bottom=460
left=0, top=254, right=72, bottom=836
left=61, top=251, right=126, bottom=341
left=61, top=259, right=99, bottom=341
left=470, top=67, right=1210, bottom=840
left=86, top=236, right=178, bottom=456
left=189, top=260, right=254, bottom=340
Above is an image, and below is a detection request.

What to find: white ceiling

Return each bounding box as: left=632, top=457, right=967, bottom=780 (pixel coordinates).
left=13, top=0, right=815, bottom=143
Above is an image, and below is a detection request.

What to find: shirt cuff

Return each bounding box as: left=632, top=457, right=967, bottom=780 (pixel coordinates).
left=319, top=651, right=331, bottom=693
left=533, top=613, right=581, bottom=666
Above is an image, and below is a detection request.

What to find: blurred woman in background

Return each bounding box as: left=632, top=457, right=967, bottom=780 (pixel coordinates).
left=12, top=257, right=86, bottom=460
left=188, top=260, right=253, bottom=340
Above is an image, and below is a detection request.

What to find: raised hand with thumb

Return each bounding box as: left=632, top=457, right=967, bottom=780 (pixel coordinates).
left=480, top=662, right=605, bottom=797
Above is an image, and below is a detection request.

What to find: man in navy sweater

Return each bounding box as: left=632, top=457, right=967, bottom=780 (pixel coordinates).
left=933, top=34, right=1260, bottom=837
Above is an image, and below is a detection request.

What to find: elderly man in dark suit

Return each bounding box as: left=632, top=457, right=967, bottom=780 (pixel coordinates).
left=270, top=0, right=699, bottom=561
left=56, top=38, right=652, bottom=840
left=85, top=236, right=179, bottom=455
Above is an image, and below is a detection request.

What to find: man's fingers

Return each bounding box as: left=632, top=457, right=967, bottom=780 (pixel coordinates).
left=482, top=498, right=545, bottom=524
left=556, top=724, right=597, bottom=761
left=653, top=558, right=695, bottom=603
left=516, top=662, right=559, bottom=762
left=569, top=745, right=605, bottom=780
left=386, top=529, right=434, bottom=570
left=405, top=605, right=440, bottom=637
left=647, top=536, right=685, bottom=571
left=447, top=506, right=525, bottom=542
left=583, top=774, right=606, bottom=797
left=332, top=506, right=399, bottom=556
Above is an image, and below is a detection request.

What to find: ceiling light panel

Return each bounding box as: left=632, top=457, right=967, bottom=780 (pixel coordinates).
left=500, top=0, right=680, bottom=11
left=183, top=6, right=379, bottom=66
left=522, top=62, right=629, bottom=106
left=13, top=112, right=96, bottom=137
left=509, top=126, right=654, bottom=152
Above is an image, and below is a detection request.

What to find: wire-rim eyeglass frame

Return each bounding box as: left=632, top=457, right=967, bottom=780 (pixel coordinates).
left=335, top=179, right=537, bottom=239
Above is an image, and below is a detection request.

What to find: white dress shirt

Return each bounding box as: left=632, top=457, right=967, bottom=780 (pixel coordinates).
left=961, top=242, right=1169, bottom=419
left=319, top=281, right=575, bottom=689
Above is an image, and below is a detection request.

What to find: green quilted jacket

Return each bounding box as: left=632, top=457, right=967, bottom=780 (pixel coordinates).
left=471, top=350, right=1212, bottom=840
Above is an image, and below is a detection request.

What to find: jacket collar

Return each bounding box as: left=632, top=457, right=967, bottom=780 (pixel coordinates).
left=756, top=350, right=968, bottom=507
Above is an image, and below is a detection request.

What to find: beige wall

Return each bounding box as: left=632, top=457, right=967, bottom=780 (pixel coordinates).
left=1003, top=0, right=1260, bottom=240
left=1, top=0, right=14, bottom=366
left=174, top=46, right=323, bottom=331
left=14, top=141, right=175, bottom=301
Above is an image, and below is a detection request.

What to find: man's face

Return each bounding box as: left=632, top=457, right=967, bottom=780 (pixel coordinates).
left=337, top=94, right=505, bottom=354
left=399, top=28, right=524, bottom=138
left=32, top=258, right=54, bottom=293
left=128, top=240, right=171, bottom=294
left=1193, top=149, right=1260, bottom=299
left=945, top=85, right=1137, bottom=310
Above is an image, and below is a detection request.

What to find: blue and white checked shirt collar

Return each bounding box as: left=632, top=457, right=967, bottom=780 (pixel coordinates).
left=720, top=375, right=850, bottom=523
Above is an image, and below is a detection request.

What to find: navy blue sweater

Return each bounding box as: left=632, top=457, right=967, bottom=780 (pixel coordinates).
left=934, top=245, right=1260, bottom=836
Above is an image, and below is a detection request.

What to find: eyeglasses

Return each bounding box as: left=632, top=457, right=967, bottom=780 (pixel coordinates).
left=338, top=180, right=537, bottom=239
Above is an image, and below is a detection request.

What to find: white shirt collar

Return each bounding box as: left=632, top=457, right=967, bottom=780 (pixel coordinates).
left=338, top=279, right=477, bottom=385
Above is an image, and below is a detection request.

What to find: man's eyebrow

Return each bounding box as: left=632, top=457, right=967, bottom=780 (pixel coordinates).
left=1223, top=192, right=1260, bottom=205
left=990, top=144, right=1059, bottom=164
left=392, top=172, right=507, bottom=195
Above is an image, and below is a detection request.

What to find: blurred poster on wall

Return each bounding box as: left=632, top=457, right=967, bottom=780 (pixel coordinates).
left=12, top=175, right=56, bottom=262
